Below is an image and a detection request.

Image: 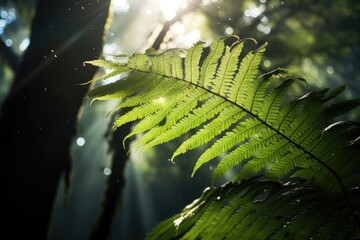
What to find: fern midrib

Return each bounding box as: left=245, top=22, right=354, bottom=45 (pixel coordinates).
left=125, top=66, right=359, bottom=228
left=135, top=67, right=335, bottom=179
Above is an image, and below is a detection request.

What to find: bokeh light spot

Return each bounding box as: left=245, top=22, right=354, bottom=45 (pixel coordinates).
left=76, top=137, right=85, bottom=146
left=103, top=167, right=112, bottom=176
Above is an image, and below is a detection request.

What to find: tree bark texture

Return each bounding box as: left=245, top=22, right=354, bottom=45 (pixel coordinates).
left=1, top=0, right=111, bottom=238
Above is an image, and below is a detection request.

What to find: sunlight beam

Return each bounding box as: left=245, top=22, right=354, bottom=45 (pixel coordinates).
left=155, top=0, right=188, bottom=20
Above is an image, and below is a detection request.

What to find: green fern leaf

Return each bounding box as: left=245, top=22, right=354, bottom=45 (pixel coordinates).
left=146, top=179, right=360, bottom=240
left=87, top=35, right=360, bottom=194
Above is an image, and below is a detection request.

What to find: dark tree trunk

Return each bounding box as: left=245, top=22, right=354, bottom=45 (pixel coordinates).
left=1, top=0, right=111, bottom=238
left=90, top=111, right=132, bottom=240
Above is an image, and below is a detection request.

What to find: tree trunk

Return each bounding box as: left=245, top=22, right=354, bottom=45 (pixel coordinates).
left=1, top=0, right=111, bottom=238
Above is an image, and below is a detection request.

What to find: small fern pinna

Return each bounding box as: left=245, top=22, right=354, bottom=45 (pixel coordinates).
left=86, top=36, right=360, bottom=239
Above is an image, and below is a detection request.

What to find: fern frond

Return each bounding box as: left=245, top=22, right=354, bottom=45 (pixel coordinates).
left=192, top=118, right=263, bottom=176
left=87, top=35, right=360, bottom=194
left=146, top=179, right=360, bottom=240
left=171, top=106, right=245, bottom=161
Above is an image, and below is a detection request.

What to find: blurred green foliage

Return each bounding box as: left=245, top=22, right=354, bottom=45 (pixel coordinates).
left=200, top=0, right=360, bottom=101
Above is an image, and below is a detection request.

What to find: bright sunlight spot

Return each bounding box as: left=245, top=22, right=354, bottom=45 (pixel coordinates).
left=76, top=137, right=85, bottom=147
left=257, top=23, right=271, bottom=34
left=244, top=4, right=266, bottom=18
left=170, top=22, right=186, bottom=34
left=19, top=37, right=30, bottom=51
left=103, top=42, right=119, bottom=55
left=155, top=0, right=188, bottom=20
left=153, top=96, right=166, bottom=104
left=111, top=0, right=129, bottom=13
left=184, top=30, right=201, bottom=44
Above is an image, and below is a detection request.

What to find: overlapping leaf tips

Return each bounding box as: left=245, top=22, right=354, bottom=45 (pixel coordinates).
left=87, top=35, right=360, bottom=193
left=146, top=179, right=360, bottom=240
